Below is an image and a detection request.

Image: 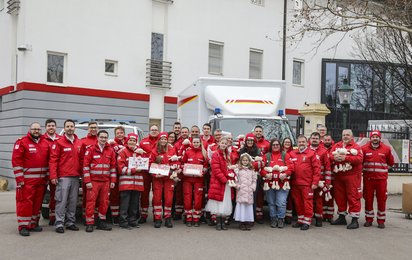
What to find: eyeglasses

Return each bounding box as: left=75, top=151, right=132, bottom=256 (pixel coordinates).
left=272, top=144, right=280, bottom=146
left=30, top=128, right=41, bottom=131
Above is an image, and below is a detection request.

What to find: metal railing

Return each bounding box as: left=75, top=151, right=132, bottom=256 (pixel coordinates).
left=146, top=59, right=172, bottom=89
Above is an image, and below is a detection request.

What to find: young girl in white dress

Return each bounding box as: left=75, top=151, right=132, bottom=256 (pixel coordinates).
left=234, top=153, right=257, bottom=231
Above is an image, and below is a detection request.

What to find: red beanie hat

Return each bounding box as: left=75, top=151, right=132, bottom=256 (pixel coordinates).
left=159, top=132, right=168, bottom=139
left=245, top=133, right=257, bottom=143
left=126, top=133, right=139, bottom=143
left=370, top=130, right=381, bottom=138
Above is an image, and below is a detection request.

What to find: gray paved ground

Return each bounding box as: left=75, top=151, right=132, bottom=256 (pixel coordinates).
left=0, top=191, right=411, bottom=260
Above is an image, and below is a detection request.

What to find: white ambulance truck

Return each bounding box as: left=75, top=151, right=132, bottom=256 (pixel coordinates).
left=178, top=77, right=296, bottom=143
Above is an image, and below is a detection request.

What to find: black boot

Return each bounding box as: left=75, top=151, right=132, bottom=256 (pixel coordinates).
left=331, top=214, right=347, bottom=225
left=284, top=218, right=292, bottom=225
left=277, top=218, right=285, bottom=229
left=154, top=220, right=162, bottom=228
left=19, top=228, right=30, bottom=237
left=138, top=217, right=147, bottom=224
left=165, top=218, right=173, bottom=228
left=347, top=217, right=359, bottom=230
left=221, top=217, right=228, bottom=231
left=96, top=221, right=112, bottom=231
left=315, top=218, right=323, bottom=227
left=216, top=217, right=222, bottom=231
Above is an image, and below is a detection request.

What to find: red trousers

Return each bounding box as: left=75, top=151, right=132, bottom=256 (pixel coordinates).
left=363, top=178, right=387, bottom=224
left=183, top=180, right=204, bottom=222
left=109, top=178, right=120, bottom=218
left=174, top=181, right=184, bottom=217
left=16, top=183, right=45, bottom=231
left=313, top=187, right=324, bottom=219
left=323, top=185, right=335, bottom=220
left=49, top=183, right=56, bottom=221
left=334, top=174, right=362, bottom=218
left=255, top=184, right=264, bottom=220
left=292, top=185, right=314, bottom=225
left=85, top=181, right=109, bottom=225
left=285, top=191, right=294, bottom=220
left=140, top=172, right=152, bottom=219
left=152, top=177, right=174, bottom=220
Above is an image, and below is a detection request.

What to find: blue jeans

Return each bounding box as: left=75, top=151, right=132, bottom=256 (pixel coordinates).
left=265, top=188, right=289, bottom=219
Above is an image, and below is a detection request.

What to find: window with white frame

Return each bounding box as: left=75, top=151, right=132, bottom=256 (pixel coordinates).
left=47, top=52, right=66, bottom=84
left=251, top=0, right=264, bottom=6
left=293, top=60, right=304, bottom=86
left=208, top=41, right=224, bottom=75
left=105, top=60, right=118, bottom=76
left=249, top=48, right=263, bottom=79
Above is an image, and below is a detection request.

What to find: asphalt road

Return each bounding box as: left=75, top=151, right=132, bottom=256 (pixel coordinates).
left=0, top=192, right=411, bottom=260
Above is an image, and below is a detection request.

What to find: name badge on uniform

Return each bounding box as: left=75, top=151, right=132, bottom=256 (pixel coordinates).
left=29, top=148, right=37, bottom=153
left=93, top=155, right=101, bottom=159
left=64, top=148, right=72, bottom=152
left=303, top=156, right=306, bottom=162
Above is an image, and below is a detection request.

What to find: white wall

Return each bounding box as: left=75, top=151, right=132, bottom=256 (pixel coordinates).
left=0, top=0, right=361, bottom=113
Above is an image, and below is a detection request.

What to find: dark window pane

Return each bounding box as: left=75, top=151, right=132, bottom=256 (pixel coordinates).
left=105, top=62, right=115, bottom=73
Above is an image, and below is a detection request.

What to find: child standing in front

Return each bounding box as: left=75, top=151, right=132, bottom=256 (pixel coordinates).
left=234, top=153, right=257, bottom=231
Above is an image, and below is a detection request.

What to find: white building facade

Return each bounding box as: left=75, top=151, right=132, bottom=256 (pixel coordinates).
left=0, top=0, right=358, bottom=184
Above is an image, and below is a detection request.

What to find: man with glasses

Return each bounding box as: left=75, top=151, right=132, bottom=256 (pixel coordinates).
left=50, top=119, right=83, bottom=234
left=139, top=124, right=159, bottom=224
left=80, top=122, right=99, bottom=219
left=12, top=122, right=50, bottom=236
left=42, top=119, right=61, bottom=226
left=83, top=130, right=117, bottom=232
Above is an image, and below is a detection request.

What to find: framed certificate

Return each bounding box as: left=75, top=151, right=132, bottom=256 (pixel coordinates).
left=183, top=164, right=203, bottom=177
left=128, top=156, right=149, bottom=170
left=149, top=163, right=171, bottom=176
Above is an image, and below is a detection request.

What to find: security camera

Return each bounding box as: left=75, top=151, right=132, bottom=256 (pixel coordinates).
left=17, top=44, right=32, bottom=51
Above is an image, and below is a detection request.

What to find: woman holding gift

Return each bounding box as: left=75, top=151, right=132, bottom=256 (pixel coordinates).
left=149, top=132, right=180, bottom=228
left=261, top=139, right=292, bottom=228
left=205, top=136, right=233, bottom=231
left=117, top=133, right=146, bottom=229
left=181, top=136, right=209, bottom=227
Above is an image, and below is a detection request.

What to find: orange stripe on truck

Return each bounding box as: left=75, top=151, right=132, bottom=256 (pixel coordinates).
left=178, top=95, right=198, bottom=107
left=225, top=99, right=273, bottom=104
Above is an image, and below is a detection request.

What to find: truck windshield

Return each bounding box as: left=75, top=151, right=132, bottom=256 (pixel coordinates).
left=214, top=118, right=296, bottom=145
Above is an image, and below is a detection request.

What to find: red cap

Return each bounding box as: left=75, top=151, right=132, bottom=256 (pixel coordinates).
left=370, top=130, right=381, bottom=138
left=159, top=132, right=168, bottom=139
left=245, top=133, right=257, bottom=143
left=125, top=133, right=138, bottom=143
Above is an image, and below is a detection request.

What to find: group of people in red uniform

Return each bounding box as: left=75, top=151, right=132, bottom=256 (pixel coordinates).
left=12, top=120, right=394, bottom=236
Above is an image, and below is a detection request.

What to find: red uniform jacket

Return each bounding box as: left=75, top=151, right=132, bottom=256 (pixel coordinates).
left=12, top=133, right=50, bottom=185
left=261, top=151, right=292, bottom=189
left=208, top=149, right=230, bottom=201
left=140, top=135, right=158, bottom=154
left=174, top=136, right=191, bottom=156
left=201, top=135, right=215, bottom=149
left=43, top=133, right=61, bottom=147
left=330, top=140, right=364, bottom=177
left=117, top=146, right=146, bottom=191
left=181, top=146, right=209, bottom=183
left=310, top=145, right=332, bottom=185
left=49, top=134, right=82, bottom=180
left=111, top=137, right=126, bottom=155
left=83, top=143, right=117, bottom=184
left=362, top=142, right=394, bottom=180
left=80, top=134, right=97, bottom=169
left=149, top=145, right=178, bottom=179
left=290, top=148, right=321, bottom=187
left=256, top=137, right=270, bottom=155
